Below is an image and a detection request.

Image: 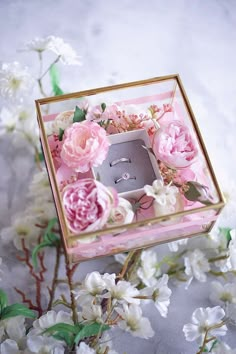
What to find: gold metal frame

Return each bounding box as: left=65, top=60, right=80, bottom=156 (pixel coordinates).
left=35, top=74, right=225, bottom=253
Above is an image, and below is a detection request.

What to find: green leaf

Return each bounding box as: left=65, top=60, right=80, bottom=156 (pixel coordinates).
left=219, top=227, right=232, bottom=247
left=32, top=218, right=60, bottom=268
left=44, top=218, right=58, bottom=238
left=74, top=323, right=110, bottom=345
left=0, top=289, right=8, bottom=314
left=43, top=323, right=79, bottom=335
left=35, top=151, right=44, bottom=162
left=49, top=64, right=64, bottom=96
left=101, top=102, right=106, bottom=112
left=1, top=303, right=36, bottom=320
left=32, top=241, right=52, bottom=268
left=58, top=128, right=64, bottom=141
left=52, top=332, right=74, bottom=347
left=44, top=232, right=60, bottom=245
left=72, top=106, right=86, bottom=123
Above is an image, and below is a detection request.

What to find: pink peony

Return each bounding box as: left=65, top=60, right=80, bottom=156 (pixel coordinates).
left=61, top=121, right=110, bottom=173
left=153, top=121, right=198, bottom=169
left=62, top=178, right=117, bottom=233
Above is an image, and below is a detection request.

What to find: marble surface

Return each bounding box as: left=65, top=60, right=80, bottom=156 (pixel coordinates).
left=0, top=1, right=236, bottom=353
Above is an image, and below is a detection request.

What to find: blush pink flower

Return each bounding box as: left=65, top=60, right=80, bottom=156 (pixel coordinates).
left=62, top=178, right=117, bottom=233
left=153, top=121, right=198, bottom=169
left=61, top=121, right=110, bottom=173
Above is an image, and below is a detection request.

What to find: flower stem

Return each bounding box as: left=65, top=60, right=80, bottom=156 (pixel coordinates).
left=196, top=321, right=225, bottom=354
left=64, top=255, right=79, bottom=324
left=47, top=245, right=61, bottom=311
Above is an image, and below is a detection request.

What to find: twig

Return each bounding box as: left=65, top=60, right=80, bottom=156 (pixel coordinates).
left=64, top=255, right=79, bottom=324
left=197, top=322, right=225, bottom=354
left=47, top=245, right=61, bottom=311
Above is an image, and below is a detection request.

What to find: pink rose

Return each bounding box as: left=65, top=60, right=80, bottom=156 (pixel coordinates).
left=62, top=178, right=117, bottom=233
left=61, top=121, right=110, bottom=173
left=153, top=121, right=198, bottom=169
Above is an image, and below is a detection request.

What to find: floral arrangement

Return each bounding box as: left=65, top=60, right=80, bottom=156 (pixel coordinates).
left=0, top=35, right=235, bottom=354
left=44, top=82, right=217, bottom=241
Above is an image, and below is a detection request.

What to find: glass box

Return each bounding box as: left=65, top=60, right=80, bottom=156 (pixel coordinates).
left=35, top=75, right=225, bottom=262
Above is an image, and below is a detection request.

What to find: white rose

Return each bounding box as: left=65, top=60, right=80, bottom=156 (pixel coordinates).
left=109, top=197, right=134, bottom=226
left=52, top=110, right=74, bottom=134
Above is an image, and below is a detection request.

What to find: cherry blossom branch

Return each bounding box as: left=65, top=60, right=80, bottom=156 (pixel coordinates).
left=15, top=239, right=47, bottom=316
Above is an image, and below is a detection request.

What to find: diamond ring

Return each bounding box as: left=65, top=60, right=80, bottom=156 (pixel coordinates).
left=115, top=172, right=136, bottom=184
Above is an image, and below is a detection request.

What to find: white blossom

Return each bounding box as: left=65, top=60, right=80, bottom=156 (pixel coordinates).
left=31, top=310, right=73, bottom=336
left=184, top=249, right=210, bottom=286
left=116, top=304, right=154, bottom=339
left=137, top=249, right=160, bottom=286
left=140, top=274, right=172, bottom=317
left=27, top=169, right=52, bottom=201
left=183, top=306, right=227, bottom=343
left=0, top=62, right=33, bottom=99
left=223, top=229, right=236, bottom=271
left=27, top=335, right=65, bottom=353
left=97, top=333, right=118, bottom=354
left=74, top=271, right=107, bottom=305
left=168, top=238, right=188, bottom=252
left=210, top=280, right=236, bottom=306
left=76, top=342, right=95, bottom=354
left=48, top=36, right=82, bottom=65
left=104, top=277, right=140, bottom=304
left=22, top=36, right=52, bottom=52
left=0, top=316, right=26, bottom=343
left=0, top=339, right=27, bottom=354
left=211, top=341, right=236, bottom=354
left=1, top=213, right=40, bottom=250
left=81, top=303, right=103, bottom=323
left=144, top=179, right=178, bottom=206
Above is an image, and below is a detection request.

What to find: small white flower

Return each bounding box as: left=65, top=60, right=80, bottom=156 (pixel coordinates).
left=74, top=271, right=107, bottom=305
left=0, top=316, right=26, bottom=343
left=28, top=169, right=53, bottom=201
left=81, top=303, right=103, bottom=323
left=31, top=310, right=73, bottom=335
left=224, top=229, right=236, bottom=271
left=0, top=339, right=25, bottom=354
left=108, top=197, right=134, bottom=226
left=27, top=335, right=65, bottom=353
left=1, top=213, right=39, bottom=250
left=210, top=281, right=236, bottom=306
left=52, top=110, right=74, bottom=135
left=184, top=249, right=210, bottom=285
left=22, top=36, right=52, bottom=52
left=144, top=179, right=178, bottom=206
left=137, top=249, right=160, bottom=286
left=116, top=304, right=154, bottom=339
left=76, top=342, right=95, bottom=354
left=97, top=333, right=118, bottom=354
left=48, top=36, right=82, bottom=65
left=168, top=238, right=188, bottom=252
left=140, top=274, right=172, bottom=317
left=183, top=306, right=227, bottom=343
left=104, top=277, right=140, bottom=304
left=211, top=341, right=236, bottom=354
left=0, top=62, right=34, bottom=99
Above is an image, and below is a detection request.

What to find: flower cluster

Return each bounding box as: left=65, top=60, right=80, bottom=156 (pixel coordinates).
left=45, top=93, right=215, bottom=237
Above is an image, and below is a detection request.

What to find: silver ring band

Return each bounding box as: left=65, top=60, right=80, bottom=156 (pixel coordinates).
left=110, top=157, right=131, bottom=167
left=115, top=172, right=136, bottom=184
